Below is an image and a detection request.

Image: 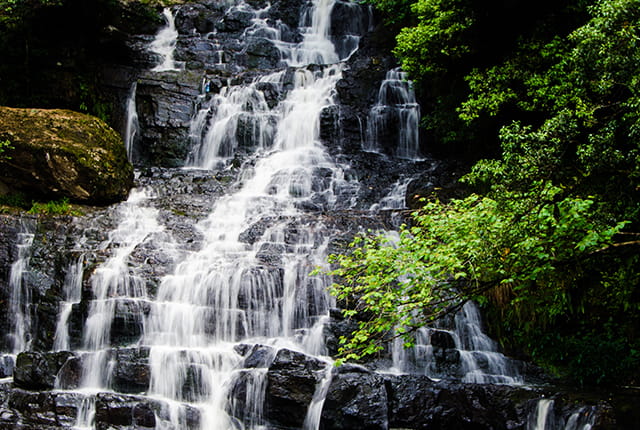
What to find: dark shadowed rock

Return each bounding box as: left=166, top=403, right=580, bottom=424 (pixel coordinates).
left=13, top=351, right=75, bottom=391
left=0, top=107, right=133, bottom=205
left=385, top=374, right=532, bottom=429
left=110, top=300, right=149, bottom=346
left=238, top=344, right=277, bottom=368
left=264, top=348, right=327, bottom=428
left=134, top=72, right=203, bottom=167
left=94, top=393, right=156, bottom=429
left=111, top=347, right=151, bottom=394
left=320, top=365, right=388, bottom=430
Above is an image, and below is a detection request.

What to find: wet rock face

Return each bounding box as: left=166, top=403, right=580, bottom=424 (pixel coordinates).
left=0, top=107, right=133, bottom=205
left=13, top=351, right=75, bottom=391
left=264, top=348, right=328, bottom=427
left=108, top=0, right=390, bottom=169
left=5, top=388, right=81, bottom=429
left=111, top=347, right=151, bottom=395
left=320, top=365, right=388, bottom=430
left=94, top=393, right=157, bottom=430
left=133, top=71, right=203, bottom=167
left=385, top=374, right=524, bottom=429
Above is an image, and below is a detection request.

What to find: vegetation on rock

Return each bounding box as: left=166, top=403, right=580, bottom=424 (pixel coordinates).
left=0, top=106, right=133, bottom=204
left=327, top=0, right=640, bottom=386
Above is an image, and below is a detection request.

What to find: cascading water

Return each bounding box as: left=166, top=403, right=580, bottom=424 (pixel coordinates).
left=143, top=0, right=354, bottom=427
left=151, top=8, right=181, bottom=72
left=371, top=180, right=521, bottom=384
left=455, top=302, right=522, bottom=384
left=124, top=82, right=139, bottom=162
left=8, top=220, right=36, bottom=354
left=388, top=301, right=522, bottom=383
left=0, top=220, right=35, bottom=385
left=53, top=254, right=84, bottom=352
left=365, top=67, right=421, bottom=159
left=527, top=398, right=597, bottom=430
left=69, top=188, right=165, bottom=427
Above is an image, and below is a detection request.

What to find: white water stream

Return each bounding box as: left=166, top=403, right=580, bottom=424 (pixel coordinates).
left=124, top=82, right=139, bottom=162
left=8, top=220, right=36, bottom=354
left=146, top=0, right=350, bottom=427
left=151, top=8, right=181, bottom=72
left=365, top=67, right=421, bottom=159
left=527, top=398, right=597, bottom=430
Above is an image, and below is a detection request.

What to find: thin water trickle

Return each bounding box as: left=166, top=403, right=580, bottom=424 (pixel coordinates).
left=124, top=82, right=139, bottom=161
left=365, top=67, right=421, bottom=159
left=151, top=8, right=181, bottom=72
left=53, top=254, right=84, bottom=351
left=8, top=220, right=36, bottom=354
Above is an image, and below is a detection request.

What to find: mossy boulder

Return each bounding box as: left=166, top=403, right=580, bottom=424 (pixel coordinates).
left=0, top=107, right=133, bottom=204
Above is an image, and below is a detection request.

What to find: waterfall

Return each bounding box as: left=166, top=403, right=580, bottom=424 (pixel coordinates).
left=151, top=8, right=181, bottom=72
left=0, top=1, right=608, bottom=429
left=388, top=301, right=522, bottom=384
left=455, top=302, right=522, bottom=384
left=529, top=399, right=555, bottom=430
left=71, top=189, right=164, bottom=426
left=370, top=180, right=520, bottom=383
left=186, top=76, right=277, bottom=169
left=142, top=0, right=354, bottom=427
left=302, top=363, right=333, bottom=430
left=124, top=82, right=139, bottom=162
left=53, top=254, right=84, bottom=351
left=365, top=67, right=421, bottom=159
left=527, top=399, right=597, bottom=430
left=8, top=220, right=36, bottom=354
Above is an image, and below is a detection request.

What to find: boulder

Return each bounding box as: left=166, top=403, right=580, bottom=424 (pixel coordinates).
left=385, top=374, right=531, bottom=429
left=13, top=351, right=75, bottom=391
left=7, top=388, right=82, bottom=428
left=320, top=365, right=388, bottom=430
left=264, top=348, right=327, bottom=428
left=0, top=107, right=133, bottom=205
left=111, top=347, right=151, bottom=394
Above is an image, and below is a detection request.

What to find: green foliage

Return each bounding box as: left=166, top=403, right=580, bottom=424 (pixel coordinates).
left=0, top=193, right=82, bottom=216
left=0, top=0, right=63, bottom=22
left=363, top=0, right=416, bottom=26
left=326, top=183, right=626, bottom=363
left=27, top=197, right=76, bottom=216
left=0, top=138, right=13, bottom=159
left=393, top=0, right=474, bottom=77
left=77, top=79, right=111, bottom=122
left=0, top=192, right=29, bottom=209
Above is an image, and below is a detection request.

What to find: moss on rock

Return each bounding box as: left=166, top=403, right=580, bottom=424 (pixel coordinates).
left=0, top=107, right=133, bottom=205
